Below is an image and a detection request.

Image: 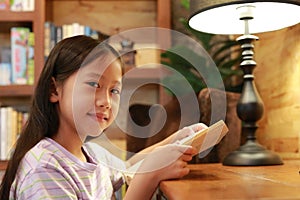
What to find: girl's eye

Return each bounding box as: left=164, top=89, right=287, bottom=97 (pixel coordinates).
left=111, top=88, right=121, bottom=95
left=87, top=82, right=100, bottom=88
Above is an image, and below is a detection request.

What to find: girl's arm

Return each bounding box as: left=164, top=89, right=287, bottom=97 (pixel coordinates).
left=126, top=123, right=207, bottom=167
left=124, top=144, right=196, bottom=200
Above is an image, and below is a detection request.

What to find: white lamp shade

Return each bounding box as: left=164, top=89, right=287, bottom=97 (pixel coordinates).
left=189, top=1, right=300, bottom=34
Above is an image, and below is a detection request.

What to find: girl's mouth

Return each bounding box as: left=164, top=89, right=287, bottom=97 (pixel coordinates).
left=96, top=113, right=108, bottom=121
left=88, top=112, right=108, bottom=122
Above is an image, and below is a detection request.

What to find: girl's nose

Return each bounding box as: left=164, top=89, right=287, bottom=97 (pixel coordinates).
left=95, top=90, right=111, bottom=109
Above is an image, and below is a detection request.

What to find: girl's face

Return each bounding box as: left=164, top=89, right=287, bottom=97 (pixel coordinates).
left=52, top=53, right=122, bottom=142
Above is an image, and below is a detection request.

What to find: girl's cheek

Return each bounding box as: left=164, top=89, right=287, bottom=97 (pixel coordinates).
left=111, top=98, right=120, bottom=114
left=72, top=90, right=96, bottom=117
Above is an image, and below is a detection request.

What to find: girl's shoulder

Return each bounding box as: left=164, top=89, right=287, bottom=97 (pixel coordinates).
left=13, top=138, right=68, bottom=188
left=21, top=138, right=97, bottom=174
left=21, top=138, right=71, bottom=171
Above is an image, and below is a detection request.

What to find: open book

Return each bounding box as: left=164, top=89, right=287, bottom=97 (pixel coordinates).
left=125, top=120, right=229, bottom=179
left=178, top=120, right=228, bottom=153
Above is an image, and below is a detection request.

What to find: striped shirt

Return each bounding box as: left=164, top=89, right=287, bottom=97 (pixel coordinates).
left=10, top=137, right=125, bottom=200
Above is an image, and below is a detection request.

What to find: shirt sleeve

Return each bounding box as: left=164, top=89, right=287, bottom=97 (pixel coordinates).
left=15, top=167, right=78, bottom=200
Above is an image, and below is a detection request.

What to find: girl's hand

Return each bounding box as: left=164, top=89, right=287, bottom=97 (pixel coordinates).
left=125, top=123, right=206, bottom=173
left=162, top=123, right=208, bottom=145
left=137, top=144, right=197, bottom=180
left=124, top=144, right=196, bottom=200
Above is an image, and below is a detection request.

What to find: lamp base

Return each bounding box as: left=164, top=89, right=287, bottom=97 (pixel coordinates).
left=222, top=140, right=283, bottom=166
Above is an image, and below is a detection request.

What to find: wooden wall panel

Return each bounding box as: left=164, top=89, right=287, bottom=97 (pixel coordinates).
left=49, top=0, right=156, bottom=35
left=254, top=23, right=300, bottom=159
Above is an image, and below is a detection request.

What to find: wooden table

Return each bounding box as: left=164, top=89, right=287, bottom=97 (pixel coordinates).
left=159, top=160, right=300, bottom=200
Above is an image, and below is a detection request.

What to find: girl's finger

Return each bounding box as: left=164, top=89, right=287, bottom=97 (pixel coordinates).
left=174, top=144, right=197, bottom=155
left=189, top=123, right=208, bottom=132
left=181, top=154, right=193, bottom=162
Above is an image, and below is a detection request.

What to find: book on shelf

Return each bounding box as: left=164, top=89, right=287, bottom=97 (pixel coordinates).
left=44, top=21, right=51, bottom=59
left=0, top=46, right=11, bottom=65
left=0, top=106, right=29, bottom=160
left=71, top=22, right=85, bottom=38
left=56, top=25, right=63, bottom=44
left=10, top=27, right=34, bottom=85
left=0, top=107, right=7, bottom=160
left=44, top=22, right=101, bottom=58
left=27, top=32, right=34, bottom=85
left=10, top=0, right=34, bottom=11
left=11, top=27, right=29, bottom=84
left=0, top=63, right=11, bottom=85
left=0, top=107, right=17, bottom=160
left=62, top=23, right=85, bottom=40
left=0, top=0, right=9, bottom=10
left=0, top=46, right=12, bottom=85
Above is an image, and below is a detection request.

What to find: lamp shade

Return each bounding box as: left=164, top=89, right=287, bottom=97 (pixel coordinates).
left=189, top=0, right=300, bottom=34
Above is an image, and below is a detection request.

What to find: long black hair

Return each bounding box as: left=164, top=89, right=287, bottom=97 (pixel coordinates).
left=0, top=35, right=122, bottom=199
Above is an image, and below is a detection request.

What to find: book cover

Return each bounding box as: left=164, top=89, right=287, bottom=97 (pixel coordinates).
left=0, top=46, right=11, bottom=64
left=0, top=63, right=11, bottom=85
left=49, top=22, right=56, bottom=52
left=10, top=0, right=34, bottom=11
left=11, top=27, right=30, bottom=84
left=0, top=107, right=18, bottom=160
left=179, top=120, right=228, bottom=153
left=27, top=32, right=34, bottom=85
left=84, top=26, right=92, bottom=36
left=56, top=25, right=63, bottom=44
left=72, top=22, right=84, bottom=37
left=0, top=108, right=2, bottom=159
left=62, top=24, right=73, bottom=39
left=6, top=107, right=15, bottom=160
left=0, top=0, right=9, bottom=10
left=22, top=0, right=34, bottom=11
left=0, top=107, right=7, bottom=160
left=44, top=21, right=51, bottom=58
left=10, top=0, right=22, bottom=11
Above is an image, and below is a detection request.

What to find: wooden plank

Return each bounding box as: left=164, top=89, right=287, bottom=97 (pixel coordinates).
left=222, top=160, right=300, bottom=186
left=50, top=0, right=156, bottom=35
left=0, top=11, right=35, bottom=22
left=157, top=0, right=170, bottom=29
left=254, top=24, right=300, bottom=158
left=33, top=0, right=46, bottom=83
left=54, top=0, right=155, bottom=1
left=160, top=161, right=300, bottom=200
left=0, top=85, right=34, bottom=97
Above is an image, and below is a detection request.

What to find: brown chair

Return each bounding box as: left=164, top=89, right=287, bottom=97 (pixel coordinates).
left=126, top=88, right=242, bottom=163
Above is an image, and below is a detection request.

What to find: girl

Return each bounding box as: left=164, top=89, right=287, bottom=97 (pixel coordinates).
left=0, top=35, right=205, bottom=199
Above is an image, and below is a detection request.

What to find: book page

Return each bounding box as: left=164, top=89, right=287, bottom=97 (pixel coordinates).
left=179, top=120, right=228, bottom=153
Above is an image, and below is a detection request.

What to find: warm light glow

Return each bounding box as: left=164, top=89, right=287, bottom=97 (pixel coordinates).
left=189, top=2, right=300, bottom=34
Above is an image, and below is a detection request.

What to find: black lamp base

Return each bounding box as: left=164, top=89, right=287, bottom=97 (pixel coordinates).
left=223, top=140, right=283, bottom=166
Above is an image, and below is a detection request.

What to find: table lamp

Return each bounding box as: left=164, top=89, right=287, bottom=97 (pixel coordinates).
left=188, top=0, right=300, bottom=166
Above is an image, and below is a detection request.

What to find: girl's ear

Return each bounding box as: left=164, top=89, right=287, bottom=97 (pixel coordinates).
left=50, top=77, right=59, bottom=103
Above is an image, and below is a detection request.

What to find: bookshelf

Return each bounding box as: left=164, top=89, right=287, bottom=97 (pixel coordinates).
left=0, top=0, right=171, bottom=169
left=0, top=0, right=170, bottom=100
left=45, top=0, right=171, bottom=104
left=0, top=0, right=45, bottom=100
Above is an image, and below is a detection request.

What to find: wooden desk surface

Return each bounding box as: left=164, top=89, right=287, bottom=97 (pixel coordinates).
left=159, top=160, right=300, bottom=200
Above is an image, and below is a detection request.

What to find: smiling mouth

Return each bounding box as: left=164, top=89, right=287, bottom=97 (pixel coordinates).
left=96, top=113, right=108, bottom=121
left=88, top=113, right=108, bottom=122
